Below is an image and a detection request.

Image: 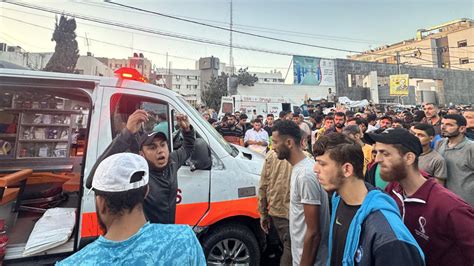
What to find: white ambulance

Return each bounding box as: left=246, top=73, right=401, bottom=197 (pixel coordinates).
left=0, top=68, right=265, bottom=265
left=219, top=95, right=294, bottom=118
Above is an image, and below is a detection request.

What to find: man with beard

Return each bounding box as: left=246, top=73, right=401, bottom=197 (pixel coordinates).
left=313, top=133, right=424, bottom=266
left=463, top=109, right=474, bottom=140
left=423, top=103, right=441, bottom=135
left=86, top=110, right=195, bottom=224
left=325, top=112, right=346, bottom=135
left=372, top=115, right=393, bottom=134
left=435, top=114, right=474, bottom=206
left=368, top=128, right=474, bottom=266
left=272, top=120, right=329, bottom=266
left=217, top=114, right=244, bottom=146
left=58, top=153, right=205, bottom=265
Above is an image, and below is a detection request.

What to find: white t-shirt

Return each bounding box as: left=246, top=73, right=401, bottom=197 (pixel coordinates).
left=289, top=157, right=330, bottom=265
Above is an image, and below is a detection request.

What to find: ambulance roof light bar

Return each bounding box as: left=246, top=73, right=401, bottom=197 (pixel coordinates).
left=114, top=67, right=146, bottom=82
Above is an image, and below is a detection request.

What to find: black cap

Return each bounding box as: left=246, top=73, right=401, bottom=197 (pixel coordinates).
left=365, top=128, right=422, bottom=156
left=138, top=130, right=168, bottom=148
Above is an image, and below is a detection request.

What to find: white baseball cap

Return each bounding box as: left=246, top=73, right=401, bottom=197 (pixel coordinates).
left=91, top=153, right=149, bottom=192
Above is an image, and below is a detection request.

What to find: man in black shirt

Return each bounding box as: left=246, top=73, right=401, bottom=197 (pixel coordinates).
left=216, top=114, right=244, bottom=146
left=263, top=113, right=274, bottom=137
left=313, top=133, right=424, bottom=266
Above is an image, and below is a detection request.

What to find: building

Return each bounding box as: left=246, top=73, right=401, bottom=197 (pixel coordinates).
left=75, top=55, right=114, bottom=77
left=155, top=68, right=202, bottom=107
left=350, top=18, right=474, bottom=71
left=0, top=43, right=113, bottom=76
left=97, top=54, right=152, bottom=80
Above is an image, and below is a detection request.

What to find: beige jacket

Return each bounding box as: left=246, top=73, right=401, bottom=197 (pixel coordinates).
left=258, top=150, right=312, bottom=220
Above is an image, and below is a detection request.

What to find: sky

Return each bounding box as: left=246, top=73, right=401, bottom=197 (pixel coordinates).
left=1, top=0, right=473, bottom=75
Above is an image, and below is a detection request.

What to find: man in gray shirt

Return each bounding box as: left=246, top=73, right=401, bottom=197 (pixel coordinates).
left=436, top=114, right=474, bottom=206
left=271, top=120, right=330, bottom=266
left=410, top=123, right=447, bottom=185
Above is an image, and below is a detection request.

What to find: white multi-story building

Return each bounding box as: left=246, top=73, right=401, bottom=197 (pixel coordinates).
left=155, top=68, right=201, bottom=107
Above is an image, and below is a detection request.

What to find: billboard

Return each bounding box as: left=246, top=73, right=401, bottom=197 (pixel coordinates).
left=389, top=74, right=409, bottom=96
left=293, top=56, right=335, bottom=86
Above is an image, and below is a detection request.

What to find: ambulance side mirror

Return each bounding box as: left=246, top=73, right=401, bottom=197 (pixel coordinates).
left=187, top=138, right=212, bottom=171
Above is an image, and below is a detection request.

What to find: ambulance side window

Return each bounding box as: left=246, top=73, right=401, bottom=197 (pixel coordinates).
left=110, top=94, right=169, bottom=140
left=170, top=106, right=201, bottom=151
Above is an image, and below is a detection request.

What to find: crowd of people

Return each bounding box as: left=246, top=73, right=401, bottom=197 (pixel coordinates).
left=55, top=102, right=473, bottom=265
left=207, top=103, right=474, bottom=266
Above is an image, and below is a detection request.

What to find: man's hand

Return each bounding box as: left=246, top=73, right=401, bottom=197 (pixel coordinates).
left=260, top=217, right=270, bottom=234
left=176, top=113, right=191, bottom=132
left=126, top=110, right=149, bottom=134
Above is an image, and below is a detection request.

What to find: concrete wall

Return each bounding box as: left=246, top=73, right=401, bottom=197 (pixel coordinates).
left=334, top=59, right=474, bottom=105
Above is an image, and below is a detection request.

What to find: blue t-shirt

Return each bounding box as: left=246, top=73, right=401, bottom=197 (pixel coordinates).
left=57, top=223, right=206, bottom=266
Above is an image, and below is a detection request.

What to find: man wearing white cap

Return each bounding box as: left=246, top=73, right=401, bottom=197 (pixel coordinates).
left=57, top=153, right=205, bottom=265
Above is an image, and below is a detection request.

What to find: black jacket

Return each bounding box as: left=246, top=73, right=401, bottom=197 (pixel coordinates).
left=86, top=127, right=195, bottom=224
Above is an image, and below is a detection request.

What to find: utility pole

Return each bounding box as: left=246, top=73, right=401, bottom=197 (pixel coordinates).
left=85, top=32, right=91, bottom=56
left=229, top=0, right=234, bottom=75
left=396, top=51, right=402, bottom=105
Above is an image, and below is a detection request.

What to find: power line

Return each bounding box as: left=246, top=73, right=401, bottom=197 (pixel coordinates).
left=4, top=1, right=414, bottom=59
left=1, top=14, right=291, bottom=71
left=4, top=1, right=297, bottom=57
left=80, top=1, right=383, bottom=45
left=104, top=0, right=363, bottom=54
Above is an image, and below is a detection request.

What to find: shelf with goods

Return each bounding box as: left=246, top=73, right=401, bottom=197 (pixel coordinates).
left=17, top=112, right=73, bottom=160
left=0, top=89, right=89, bottom=162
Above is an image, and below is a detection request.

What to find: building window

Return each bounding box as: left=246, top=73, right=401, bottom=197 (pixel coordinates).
left=458, top=40, right=467, bottom=47
left=186, top=85, right=192, bottom=89
left=194, top=85, right=198, bottom=89
left=459, top=58, right=469, bottom=64
left=175, top=85, right=181, bottom=89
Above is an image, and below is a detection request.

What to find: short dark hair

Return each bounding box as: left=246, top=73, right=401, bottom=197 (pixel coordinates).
left=239, top=113, right=248, bottom=120
left=272, top=120, right=302, bottom=146
left=392, top=144, right=419, bottom=169
left=313, top=133, right=364, bottom=179
left=413, top=123, right=435, bottom=137
left=229, top=114, right=237, bottom=120
left=267, top=113, right=274, bottom=118
left=413, top=110, right=426, bottom=122
left=367, top=114, right=377, bottom=122
left=253, top=118, right=263, bottom=125
left=380, top=115, right=393, bottom=122
left=94, top=185, right=147, bottom=216
left=358, top=118, right=368, bottom=128
left=443, top=114, right=467, bottom=127
left=279, top=110, right=288, bottom=119
left=335, top=112, right=346, bottom=119
left=324, top=115, right=334, bottom=121
left=311, top=113, right=323, bottom=123
left=342, top=124, right=361, bottom=136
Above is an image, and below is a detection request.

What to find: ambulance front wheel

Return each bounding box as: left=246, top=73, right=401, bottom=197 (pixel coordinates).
left=201, top=223, right=260, bottom=266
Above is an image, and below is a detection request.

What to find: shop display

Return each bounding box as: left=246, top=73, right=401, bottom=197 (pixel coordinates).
left=0, top=91, right=86, bottom=160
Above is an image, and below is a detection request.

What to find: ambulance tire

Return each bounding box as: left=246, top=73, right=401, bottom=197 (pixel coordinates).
left=201, top=223, right=260, bottom=266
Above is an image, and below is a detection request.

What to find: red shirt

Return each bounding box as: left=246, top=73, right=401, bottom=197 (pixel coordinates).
left=385, top=178, right=474, bottom=266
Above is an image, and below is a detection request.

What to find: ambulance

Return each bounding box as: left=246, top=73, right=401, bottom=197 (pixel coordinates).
left=0, top=68, right=265, bottom=265
left=219, top=95, right=294, bottom=118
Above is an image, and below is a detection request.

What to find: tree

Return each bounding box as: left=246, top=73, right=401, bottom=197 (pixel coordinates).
left=201, top=72, right=228, bottom=110
left=44, top=15, right=79, bottom=73
left=235, top=67, right=258, bottom=86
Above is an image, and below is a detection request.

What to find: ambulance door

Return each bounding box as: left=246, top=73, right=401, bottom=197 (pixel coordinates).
left=93, top=86, right=210, bottom=227
left=169, top=104, right=212, bottom=226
